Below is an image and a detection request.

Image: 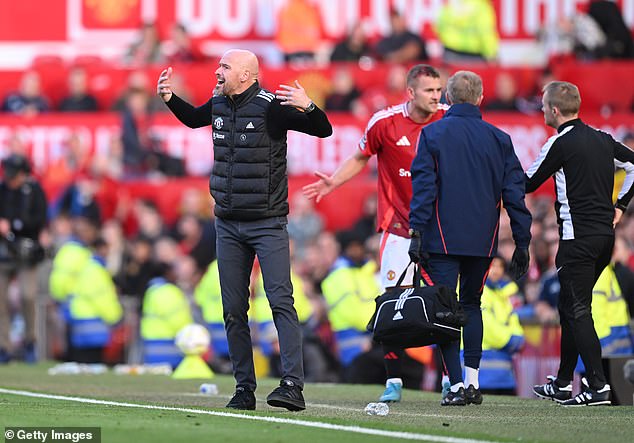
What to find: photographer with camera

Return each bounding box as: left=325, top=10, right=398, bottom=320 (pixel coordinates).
left=0, top=154, right=47, bottom=363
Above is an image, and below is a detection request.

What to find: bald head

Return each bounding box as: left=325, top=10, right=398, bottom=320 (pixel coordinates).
left=215, top=49, right=259, bottom=96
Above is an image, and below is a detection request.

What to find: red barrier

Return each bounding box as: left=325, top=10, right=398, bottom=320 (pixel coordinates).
left=1, top=112, right=633, bottom=231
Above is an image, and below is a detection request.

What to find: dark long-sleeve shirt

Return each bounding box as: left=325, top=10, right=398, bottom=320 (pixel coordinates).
left=165, top=82, right=332, bottom=140
left=526, top=118, right=634, bottom=240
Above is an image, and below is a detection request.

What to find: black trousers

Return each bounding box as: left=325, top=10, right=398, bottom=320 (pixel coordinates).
left=556, top=235, right=614, bottom=390
left=216, top=216, right=303, bottom=392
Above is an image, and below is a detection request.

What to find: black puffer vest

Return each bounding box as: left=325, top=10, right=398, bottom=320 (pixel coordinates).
left=209, top=83, right=288, bottom=220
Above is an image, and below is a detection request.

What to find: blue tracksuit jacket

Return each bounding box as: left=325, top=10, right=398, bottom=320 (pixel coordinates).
left=410, top=103, right=531, bottom=256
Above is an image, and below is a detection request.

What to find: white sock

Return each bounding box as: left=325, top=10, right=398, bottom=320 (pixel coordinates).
left=441, top=375, right=450, bottom=386
left=450, top=382, right=464, bottom=393
left=465, top=366, right=479, bottom=389
left=386, top=377, right=402, bottom=387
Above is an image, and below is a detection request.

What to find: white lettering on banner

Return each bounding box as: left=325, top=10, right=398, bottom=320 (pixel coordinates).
left=1, top=117, right=633, bottom=178
left=176, top=0, right=216, bottom=37
left=501, top=0, right=518, bottom=35
left=62, top=0, right=634, bottom=45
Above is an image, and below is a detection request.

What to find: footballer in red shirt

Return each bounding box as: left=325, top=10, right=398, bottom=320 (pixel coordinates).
left=304, top=64, right=446, bottom=288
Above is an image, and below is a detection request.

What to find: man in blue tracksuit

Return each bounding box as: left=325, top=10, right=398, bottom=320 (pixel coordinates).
left=408, top=71, right=532, bottom=405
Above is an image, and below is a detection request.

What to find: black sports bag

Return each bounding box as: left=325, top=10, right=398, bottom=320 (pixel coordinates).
left=367, top=261, right=466, bottom=348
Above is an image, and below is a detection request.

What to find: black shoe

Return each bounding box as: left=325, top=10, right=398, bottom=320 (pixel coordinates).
left=226, top=387, right=256, bottom=410
left=533, top=375, right=572, bottom=403
left=441, top=387, right=466, bottom=406
left=266, top=379, right=306, bottom=411
left=560, top=380, right=611, bottom=407
left=465, top=385, right=482, bottom=405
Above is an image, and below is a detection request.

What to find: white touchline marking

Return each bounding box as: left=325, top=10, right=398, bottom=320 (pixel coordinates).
left=0, top=388, right=499, bottom=443
left=182, top=393, right=471, bottom=419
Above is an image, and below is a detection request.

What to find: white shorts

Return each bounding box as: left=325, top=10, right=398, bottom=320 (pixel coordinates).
left=379, top=231, right=415, bottom=291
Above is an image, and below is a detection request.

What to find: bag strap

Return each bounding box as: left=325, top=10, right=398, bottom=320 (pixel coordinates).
left=394, top=260, right=421, bottom=288
left=394, top=260, right=435, bottom=288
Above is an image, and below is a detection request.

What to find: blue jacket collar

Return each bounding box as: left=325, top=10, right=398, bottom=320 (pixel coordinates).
left=446, top=103, right=482, bottom=119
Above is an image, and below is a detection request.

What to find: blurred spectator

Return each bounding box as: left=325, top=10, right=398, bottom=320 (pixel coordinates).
left=101, top=219, right=126, bottom=277
left=320, top=235, right=378, bottom=382
left=588, top=0, right=634, bottom=59
left=612, top=235, right=634, bottom=318
left=67, top=236, right=123, bottom=364
left=287, top=191, right=324, bottom=259
left=162, top=23, right=200, bottom=64
left=115, top=235, right=159, bottom=303
left=0, top=154, right=47, bottom=364
left=374, top=9, right=427, bottom=63
left=276, top=0, right=322, bottom=64
left=120, top=87, right=154, bottom=175
left=140, top=262, right=193, bottom=368
left=357, top=64, right=408, bottom=116
left=350, top=193, right=378, bottom=244
left=112, top=71, right=165, bottom=113
left=41, top=132, right=91, bottom=200
left=330, top=23, right=371, bottom=63
left=436, top=0, right=499, bottom=63
left=324, top=68, right=361, bottom=112
left=120, top=84, right=185, bottom=178
left=133, top=199, right=167, bottom=241
left=124, top=22, right=163, bottom=66
left=58, top=67, right=98, bottom=112
left=51, top=173, right=101, bottom=225
left=484, top=72, right=521, bottom=112
left=517, top=68, right=556, bottom=115
left=538, top=14, right=606, bottom=62
left=174, top=214, right=215, bottom=272
left=1, top=71, right=49, bottom=116
left=478, top=256, right=525, bottom=395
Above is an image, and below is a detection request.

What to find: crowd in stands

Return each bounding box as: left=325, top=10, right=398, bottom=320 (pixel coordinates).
left=0, top=0, right=633, bottom=394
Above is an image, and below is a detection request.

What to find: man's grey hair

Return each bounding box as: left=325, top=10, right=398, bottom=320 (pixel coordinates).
left=447, top=71, right=483, bottom=105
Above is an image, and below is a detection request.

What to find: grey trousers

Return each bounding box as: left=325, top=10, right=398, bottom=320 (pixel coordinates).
left=0, top=264, right=39, bottom=351
left=216, top=216, right=303, bottom=391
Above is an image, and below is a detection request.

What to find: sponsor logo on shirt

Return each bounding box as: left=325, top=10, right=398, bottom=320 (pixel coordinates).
left=399, top=168, right=411, bottom=177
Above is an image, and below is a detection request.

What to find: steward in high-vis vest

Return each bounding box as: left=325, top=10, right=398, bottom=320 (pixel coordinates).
left=141, top=271, right=194, bottom=368
left=591, top=264, right=633, bottom=356
left=478, top=271, right=524, bottom=393
left=321, top=257, right=378, bottom=368
left=194, top=260, right=229, bottom=359
left=68, top=252, right=123, bottom=363
left=253, top=267, right=313, bottom=358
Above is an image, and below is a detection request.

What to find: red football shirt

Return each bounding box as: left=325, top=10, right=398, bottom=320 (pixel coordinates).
left=358, top=102, right=447, bottom=238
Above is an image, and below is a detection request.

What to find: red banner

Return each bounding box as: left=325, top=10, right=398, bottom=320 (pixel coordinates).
left=1, top=112, right=633, bottom=177
left=0, top=0, right=632, bottom=42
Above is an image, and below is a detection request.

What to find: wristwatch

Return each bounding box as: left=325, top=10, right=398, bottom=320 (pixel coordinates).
left=304, top=101, right=316, bottom=113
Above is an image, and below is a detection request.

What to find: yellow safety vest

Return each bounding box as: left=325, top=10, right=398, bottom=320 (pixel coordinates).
left=322, top=260, right=379, bottom=332
left=592, top=264, right=630, bottom=340
left=436, top=0, right=499, bottom=59
left=481, top=280, right=524, bottom=351
left=49, top=241, right=92, bottom=302
left=71, top=257, right=123, bottom=325
left=141, top=280, right=193, bottom=340
left=194, top=260, right=224, bottom=324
